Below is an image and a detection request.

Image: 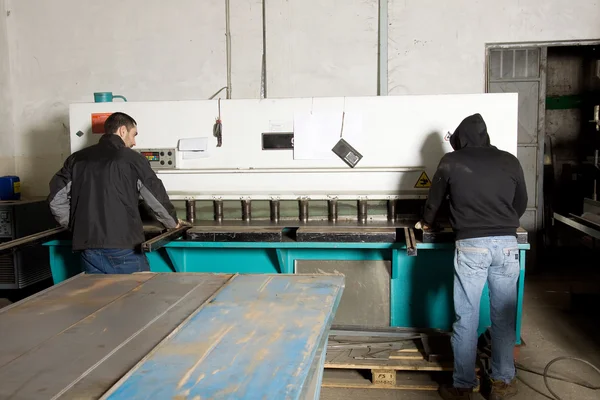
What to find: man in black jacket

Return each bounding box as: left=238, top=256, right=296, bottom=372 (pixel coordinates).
left=419, top=114, right=527, bottom=400
left=48, top=112, right=183, bottom=274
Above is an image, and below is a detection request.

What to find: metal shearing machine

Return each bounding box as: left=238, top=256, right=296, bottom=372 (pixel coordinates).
left=7, top=94, right=530, bottom=338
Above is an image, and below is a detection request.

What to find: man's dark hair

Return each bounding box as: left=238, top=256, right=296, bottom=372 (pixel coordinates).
left=104, top=112, right=137, bottom=135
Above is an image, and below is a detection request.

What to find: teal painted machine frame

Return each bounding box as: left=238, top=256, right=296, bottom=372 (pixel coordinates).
left=44, top=239, right=529, bottom=344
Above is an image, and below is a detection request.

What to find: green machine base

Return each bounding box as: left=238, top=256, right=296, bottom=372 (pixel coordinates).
left=44, top=240, right=529, bottom=344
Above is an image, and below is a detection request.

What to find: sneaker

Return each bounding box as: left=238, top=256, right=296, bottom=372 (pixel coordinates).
left=439, top=384, right=473, bottom=400
left=489, top=378, right=518, bottom=400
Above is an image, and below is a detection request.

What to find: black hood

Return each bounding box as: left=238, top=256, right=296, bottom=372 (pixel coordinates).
left=449, top=113, right=491, bottom=150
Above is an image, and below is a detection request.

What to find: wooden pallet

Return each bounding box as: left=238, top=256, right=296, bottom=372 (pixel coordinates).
left=323, top=333, right=479, bottom=391
left=322, top=369, right=450, bottom=391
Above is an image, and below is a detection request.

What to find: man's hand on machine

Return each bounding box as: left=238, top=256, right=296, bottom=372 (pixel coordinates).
left=415, top=220, right=440, bottom=232
left=174, top=219, right=192, bottom=229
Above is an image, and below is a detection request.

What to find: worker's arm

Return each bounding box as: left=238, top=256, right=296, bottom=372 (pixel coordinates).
left=47, top=157, right=73, bottom=228
left=422, top=156, right=451, bottom=226
left=513, top=160, right=528, bottom=218
left=133, top=155, right=179, bottom=229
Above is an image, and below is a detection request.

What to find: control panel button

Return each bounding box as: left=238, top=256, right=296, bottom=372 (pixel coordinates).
left=160, top=161, right=165, bottom=165
left=160, top=152, right=164, bottom=156
left=168, top=161, right=172, bottom=165
left=168, top=151, right=172, bottom=156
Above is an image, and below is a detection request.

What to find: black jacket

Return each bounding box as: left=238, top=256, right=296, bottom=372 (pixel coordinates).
left=423, top=114, right=527, bottom=240
left=48, top=134, right=178, bottom=251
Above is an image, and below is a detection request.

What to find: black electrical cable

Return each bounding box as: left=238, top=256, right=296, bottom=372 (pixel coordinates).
left=480, top=342, right=599, bottom=399
left=539, top=357, right=600, bottom=400
left=515, top=362, right=599, bottom=391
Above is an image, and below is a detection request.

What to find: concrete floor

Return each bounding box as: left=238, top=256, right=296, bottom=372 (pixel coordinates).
left=321, top=270, right=600, bottom=400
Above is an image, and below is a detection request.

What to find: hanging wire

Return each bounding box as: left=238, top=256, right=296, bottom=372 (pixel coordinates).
left=213, top=98, right=222, bottom=147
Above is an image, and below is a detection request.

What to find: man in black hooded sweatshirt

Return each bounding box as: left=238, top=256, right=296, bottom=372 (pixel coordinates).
left=419, top=114, right=527, bottom=400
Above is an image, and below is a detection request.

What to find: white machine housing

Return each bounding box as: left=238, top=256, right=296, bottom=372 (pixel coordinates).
left=69, top=94, right=518, bottom=200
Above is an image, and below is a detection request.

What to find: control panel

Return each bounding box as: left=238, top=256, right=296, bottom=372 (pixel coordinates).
left=136, top=149, right=177, bottom=169
left=0, top=209, right=13, bottom=237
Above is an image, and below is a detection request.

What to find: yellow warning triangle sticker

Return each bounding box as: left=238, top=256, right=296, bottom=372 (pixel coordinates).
left=414, top=171, right=432, bottom=188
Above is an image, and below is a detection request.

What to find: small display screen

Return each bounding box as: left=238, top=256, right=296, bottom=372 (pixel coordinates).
left=141, top=151, right=160, bottom=162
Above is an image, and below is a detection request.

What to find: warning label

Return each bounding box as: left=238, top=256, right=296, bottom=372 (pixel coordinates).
left=414, top=171, right=432, bottom=188
left=91, top=113, right=113, bottom=134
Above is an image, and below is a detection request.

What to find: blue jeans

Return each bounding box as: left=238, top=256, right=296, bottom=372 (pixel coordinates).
left=81, top=249, right=150, bottom=274
left=452, top=236, right=519, bottom=388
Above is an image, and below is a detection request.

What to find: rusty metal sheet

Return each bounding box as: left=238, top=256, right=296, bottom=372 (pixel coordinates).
left=101, top=274, right=345, bottom=400
left=0, top=273, right=232, bottom=400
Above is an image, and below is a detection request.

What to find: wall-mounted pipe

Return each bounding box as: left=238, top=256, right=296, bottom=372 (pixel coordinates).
left=225, top=0, right=232, bottom=99
left=378, top=0, right=388, bottom=96
left=260, top=0, right=267, bottom=99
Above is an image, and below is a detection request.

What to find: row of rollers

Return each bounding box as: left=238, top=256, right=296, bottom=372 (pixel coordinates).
left=184, top=199, right=400, bottom=224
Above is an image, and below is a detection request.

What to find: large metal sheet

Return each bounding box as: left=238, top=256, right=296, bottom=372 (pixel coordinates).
left=101, top=275, right=345, bottom=399
left=296, top=260, right=391, bottom=327
left=489, top=81, right=539, bottom=144
left=296, top=227, right=396, bottom=243
left=187, top=226, right=284, bottom=242
left=0, top=273, right=231, bottom=400
left=0, top=274, right=155, bottom=368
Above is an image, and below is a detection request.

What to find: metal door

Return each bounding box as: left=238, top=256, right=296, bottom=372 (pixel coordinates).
left=487, top=47, right=547, bottom=267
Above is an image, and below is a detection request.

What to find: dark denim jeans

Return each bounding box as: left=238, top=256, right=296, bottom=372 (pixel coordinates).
left=81, top=249, right=150, bottom=274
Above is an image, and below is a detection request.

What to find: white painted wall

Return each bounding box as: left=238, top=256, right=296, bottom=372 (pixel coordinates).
left=6, top=0, right=230, bottom=195
left=0, top=0, right=14, bottom=175
left=2, top=0, right=600, bottom=196
left=388, top=0, right=600, bottom=95
left=5, top=0, right=377, bottom=195
left=266, top=0, right=378, bottom=97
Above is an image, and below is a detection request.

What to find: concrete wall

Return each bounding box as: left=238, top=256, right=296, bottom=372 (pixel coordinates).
left=2, top=0, right=600, bottom=196
left=388, top=0, right=600, bottom=95
left=0, top=0, right=14, bottom=175
left=5, top=0, right=377, bottom=195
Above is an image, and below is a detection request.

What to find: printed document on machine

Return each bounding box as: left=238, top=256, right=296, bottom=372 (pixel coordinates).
left=293, top=112, right=363, bottom=161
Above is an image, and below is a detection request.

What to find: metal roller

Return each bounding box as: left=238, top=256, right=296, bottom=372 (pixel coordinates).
left=328, top=199, right=338, bottom=222
left=186, top=200, right=196, bottom=224
left=299, top=199, right=309, bottom=222
left=387, top=199, right=397, bottom=221
left=213, top=200, right=224, bottom=221
left=241, top=200, right=252, bottom=221
left=357, top=200, right=368, bottom=223
left=270, top=200, right=280, bottom=222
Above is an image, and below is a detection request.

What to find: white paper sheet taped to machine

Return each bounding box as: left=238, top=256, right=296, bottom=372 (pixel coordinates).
left=178, top=137, right=210, bottom=159
left=293, top=112, right=363, bottom=160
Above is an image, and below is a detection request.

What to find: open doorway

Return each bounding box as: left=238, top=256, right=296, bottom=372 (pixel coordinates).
left=486, top=40, right=600, bottom=271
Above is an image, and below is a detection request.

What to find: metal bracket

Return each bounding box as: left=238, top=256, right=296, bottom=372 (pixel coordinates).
left=141, top=226, right=191, bottom=253
left=0, top=227, right=67, bottom=254
left=403, top=227, right=417, bottom=256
